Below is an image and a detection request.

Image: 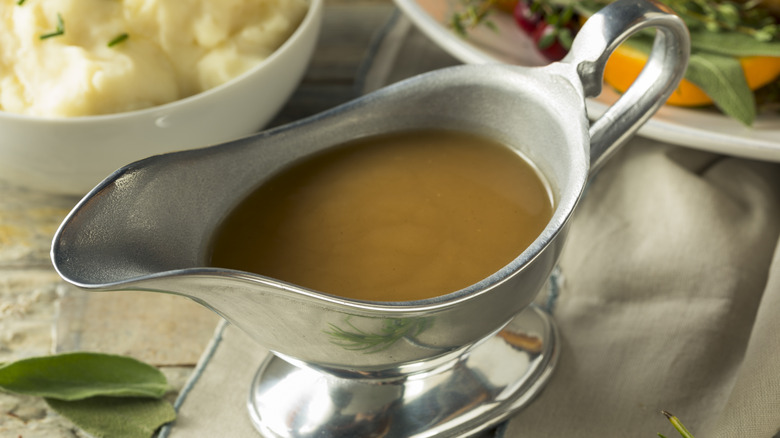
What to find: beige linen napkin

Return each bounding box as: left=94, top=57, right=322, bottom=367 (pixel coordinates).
left=504, top=142, right=780, bottom=437
left=162, top=11, right=780, bottom=438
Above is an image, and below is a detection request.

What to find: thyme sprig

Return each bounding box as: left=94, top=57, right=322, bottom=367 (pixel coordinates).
left=450, top=0, right=501, bottom=35
left=39, top=13, right=65, bottom=40
left=574, top=0, right=778, bottom=42
left=455, top=0, right=780, bottom=43
left=668, top=0, right=778, bottom=41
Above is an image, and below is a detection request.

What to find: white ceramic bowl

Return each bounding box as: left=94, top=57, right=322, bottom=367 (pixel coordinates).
left=0, top=0, right=323, bottom=195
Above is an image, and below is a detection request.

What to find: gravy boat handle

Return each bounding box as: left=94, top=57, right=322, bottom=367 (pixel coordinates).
left=562, top=0, right=690, bottom=171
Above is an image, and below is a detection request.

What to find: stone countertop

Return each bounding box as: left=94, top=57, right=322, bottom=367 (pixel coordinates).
left=0, top=1, right=396, bottom=436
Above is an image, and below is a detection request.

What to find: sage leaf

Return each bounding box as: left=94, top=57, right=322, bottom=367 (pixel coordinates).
left=685, top=52, right=756, bottom=125
left=47, top=396, right=176, bottom=438
left=621, top=36, right=760, bottom=124
left=0, top=352, right=168, bottom=400
left=690, top=32, right=780, bottom=57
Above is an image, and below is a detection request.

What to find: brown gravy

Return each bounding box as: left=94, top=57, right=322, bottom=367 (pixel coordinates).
left=209, top=130, right=553, bottom=301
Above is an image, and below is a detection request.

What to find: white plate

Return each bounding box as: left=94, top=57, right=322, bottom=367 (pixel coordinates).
left=394, top=0, right=780, bottom=162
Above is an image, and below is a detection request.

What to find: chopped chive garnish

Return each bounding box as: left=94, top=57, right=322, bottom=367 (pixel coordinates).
left=17, top=0, right=26, bottom=5
left=40, top=13, right=65, bottom=40
left=108, top=33, right=129, bottom=47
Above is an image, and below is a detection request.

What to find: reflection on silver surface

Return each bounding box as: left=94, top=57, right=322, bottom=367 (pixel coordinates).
left=324, top=316, right=435, bottom=353
left=249, top=305, right=558, bottom=438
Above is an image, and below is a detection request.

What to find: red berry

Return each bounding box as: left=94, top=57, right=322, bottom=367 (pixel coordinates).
left=513, top=1, right=542, bottom=34
left=531, top=22, right=571, bottom=62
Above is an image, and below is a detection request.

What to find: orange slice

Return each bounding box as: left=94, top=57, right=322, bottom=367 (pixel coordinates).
left=604, top=42, right=780, bottom=106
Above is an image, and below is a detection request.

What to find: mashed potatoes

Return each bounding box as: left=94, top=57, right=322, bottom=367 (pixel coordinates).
left=0, top=0, right=308, bottom=117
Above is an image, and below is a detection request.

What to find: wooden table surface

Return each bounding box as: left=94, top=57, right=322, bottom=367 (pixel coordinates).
left=0, top=1, right=397, bottom=436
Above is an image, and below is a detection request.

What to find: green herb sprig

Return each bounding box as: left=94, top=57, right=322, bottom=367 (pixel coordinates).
left=658, top=410, right=696, bottom=438
left=450, top=0, right=500, bottom=35
left=108, top=32, right=129, bottom=47
left=665, top=0, right=777, bottom=41
left=575, top=0, right=778, bottom=42
left=39, top=13, right=65, bottom=40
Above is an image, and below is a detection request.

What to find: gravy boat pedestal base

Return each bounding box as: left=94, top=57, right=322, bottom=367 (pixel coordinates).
left=248, top=305, right=558, bottom=438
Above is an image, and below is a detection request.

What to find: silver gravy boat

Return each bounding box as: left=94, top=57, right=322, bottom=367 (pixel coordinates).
left=52, top=0, right=688, bottom=436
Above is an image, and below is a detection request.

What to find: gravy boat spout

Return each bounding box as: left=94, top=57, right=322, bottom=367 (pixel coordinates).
left=52, top=0, right=688, bottom=435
